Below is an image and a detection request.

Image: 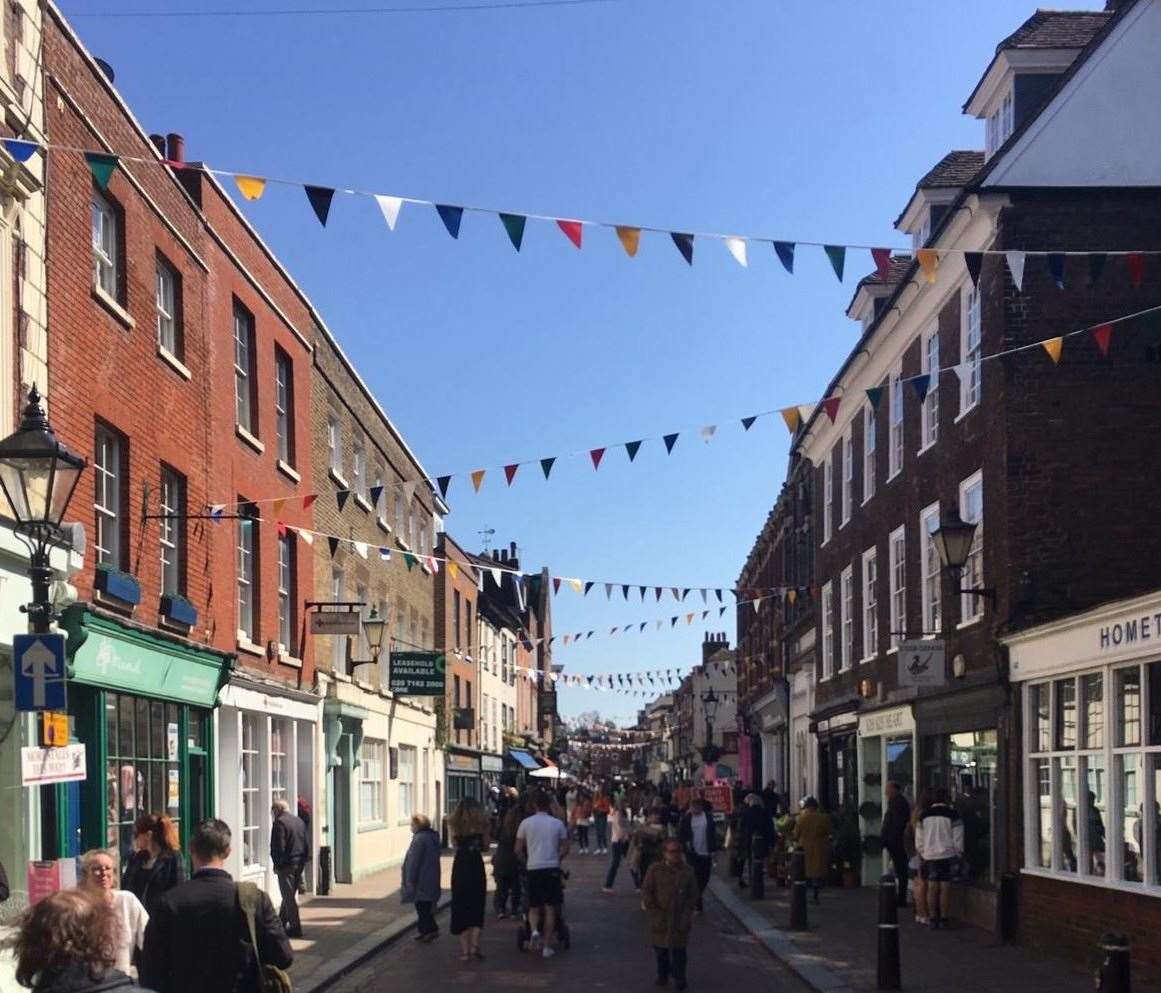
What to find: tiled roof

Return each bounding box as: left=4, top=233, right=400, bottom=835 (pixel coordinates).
left=917, top=150, right=985, bottom=190
left=856, top=254, right=913, bottom=289
left=996, top=9, right=1111, bottom=52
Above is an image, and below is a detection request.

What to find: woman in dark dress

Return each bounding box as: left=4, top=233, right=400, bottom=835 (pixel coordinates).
left=448, top=796, right=490, bottom=962
left=121, top=813, right=186, bottom=916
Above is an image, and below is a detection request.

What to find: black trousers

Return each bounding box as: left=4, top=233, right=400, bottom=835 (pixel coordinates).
left=494, top=873, right=521, bottom=915
left=276, top=864, right=303, bottom=934
left=654, top=946, right=688, bottom=984
left=416, top=900, right=439, bottom=935
left=690, top=854, right=711, bottom=910
left=886, top=844, right=909, bottom=904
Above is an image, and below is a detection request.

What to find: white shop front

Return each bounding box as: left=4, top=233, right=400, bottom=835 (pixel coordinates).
left=857, top=703, right=917, bottom=883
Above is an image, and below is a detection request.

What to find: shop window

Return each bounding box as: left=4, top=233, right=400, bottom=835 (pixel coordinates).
left=920, top=730, right=998, bottom=882
left=360, top=739, right=386, bottom=825
left=271, top=720, right=289, bottom=811
left=398, top=745, right=416, bottom=823
left=241, top=714, right=262, bottom=867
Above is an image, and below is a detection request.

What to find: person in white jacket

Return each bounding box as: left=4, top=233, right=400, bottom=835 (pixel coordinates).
left=915, top=787, right=964, bottom=929
left=79, top=848, right=149, bottom=974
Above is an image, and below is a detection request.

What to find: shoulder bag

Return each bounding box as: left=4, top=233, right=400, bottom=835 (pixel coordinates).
left=238, top=882, right=293, bottom=993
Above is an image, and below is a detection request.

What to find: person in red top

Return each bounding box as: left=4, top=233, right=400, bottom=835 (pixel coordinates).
left=593, top=790, right=612, bottom=854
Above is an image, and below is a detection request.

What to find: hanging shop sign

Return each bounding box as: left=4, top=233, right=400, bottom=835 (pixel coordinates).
left=700, top=784, right=734, bottom=815
left=897, top=640, right=946, bottom=688
left=21, top=744, right=87, bottom=786
left=538, top=690, right=557, bottom=716
left=388, top=651, right=446, bottom=695
left=309, top=611, right=361, bottom=636
left=27, top=858, right=76, bottom=906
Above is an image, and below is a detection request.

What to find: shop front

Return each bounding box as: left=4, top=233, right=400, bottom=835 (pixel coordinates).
left=505, top=747, right=541, bottom=789
left=751, top=683, right=789, bottom=797
left=857, top=703, right=917, bottom=884
left=481, top=752, right=504, bottom=795
left=1004, top=590, right=1161, bottom=982
left=444, top=746, right=482, bottom=816
left=813, top=707, right=858, bottom=815
left=789, top=665, right=816, bottom=809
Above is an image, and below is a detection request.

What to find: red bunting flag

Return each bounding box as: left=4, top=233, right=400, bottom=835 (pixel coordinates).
left=1092, top=323, right=1113, bottom=357
left=557, top=220, right=583, bottom=249
left=553, top=577, right=562, bottom=595
left=303, top=494, right=318, bottom=509
left=590, top=447, right=606, bottom=470
left=504, top=463, right=519, bottom=486
left=871, top=248, right=891, bottom=281
left=821, top=396, right=841, bottom=423
left=1127, top=252, right=1145, bottom=289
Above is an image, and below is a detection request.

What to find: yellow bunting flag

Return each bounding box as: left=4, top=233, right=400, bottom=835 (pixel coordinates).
left=234, top=175, right=267, bottom=201
left=272, top=498, right=286, bottom=515
left=917, top=249, right=939, bottom=284
left=569, top=578, right=584, bottom=594
left=1042, top=337, right=1064, bottom=364
left=616, top=226, right=641, bottom=257
left=780, top=406, right=801, bottom=434
left=470, top=469, right=486, bottom=493
left=448, top=561, right=459, bottom=579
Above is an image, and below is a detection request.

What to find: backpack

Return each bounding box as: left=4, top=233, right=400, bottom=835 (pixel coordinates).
left=237, top=882, right=293, bottom=993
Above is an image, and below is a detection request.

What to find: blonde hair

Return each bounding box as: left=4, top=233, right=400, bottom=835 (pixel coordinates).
left=79, top=848, right=119, bottom=877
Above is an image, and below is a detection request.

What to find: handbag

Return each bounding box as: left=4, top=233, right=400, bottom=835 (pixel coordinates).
left=237, top=882, right=293, bottom=993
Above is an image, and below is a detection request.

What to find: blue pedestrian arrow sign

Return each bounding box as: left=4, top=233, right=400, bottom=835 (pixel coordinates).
left=14, top=633, right=67, bottom=712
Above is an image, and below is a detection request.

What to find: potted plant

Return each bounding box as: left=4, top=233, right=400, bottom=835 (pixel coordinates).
left=831, top=806, right=862, bottom=888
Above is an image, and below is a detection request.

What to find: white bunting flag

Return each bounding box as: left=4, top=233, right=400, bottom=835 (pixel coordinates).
left=1006, top=251, right=1026, bottom=292
left=491, top=567, right=502, bottom=586
left=354, top=541, right=369, bottom=559
left=296, top=527, right=313, bottom=546
left=375, top=194, right=403, bottom=231
left=700, top=424, right=717, bottom=443
left=724, top=237, right=748, bottom=267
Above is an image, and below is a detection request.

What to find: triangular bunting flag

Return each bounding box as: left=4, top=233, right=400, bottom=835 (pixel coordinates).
left=823, top=245, right=845, bottom=281
left=640, top=623, right=647, bottom=632
left=780, top=406, right=801, bottom=434
left=302, top=493, right=318, bottom=510
left=1006, top=251, right=1026, bottom=292
left=865, top=385, right=884, bottom=410
left=374, top=194, right=403, bottom=230
left=235, top=175, right=267, bottom=201
left=663, top=433, right=679, bottom=454
left=540, top=457, right=555, bottom=480
left=1127, top=252, right=1145, bottom=289
left=686, top=613, right=694, bottom=625
left=671, top=587, right=680, bottom=602
left=590, top=447, right=606, bottom=470
left=276, top=520, right=288, bottom=538
left=741, top=415, right=757, bottom=431
left=435, top=204, right=463, bottom=239
left=871, top=248, right=891, bottom=281
left=616, top=226, right=641, bottom=257
left=272, top=498, right=286, bottom=516
left=327, top=536, right=340, bottom=558
left=557, top=220, right=583, bottom=249
left=1092, top=323, right=1113, bottom=357
left=622, top=584, right=630, bottom=600
left=470, top=469, right=486, bottom=493
left=917, top=249, right=939, bottom=284
left=639, top=586, right=646, bottom=601
left=437, top=475, right=452, bottom=499
left=297, top=529, right=313, bottom=546
left=700, top=424, right=716, bottom=443
left=715, top=589, right=723, bottom=602
left=724, top=237, right=747, bottom=267
left=492, top=568, right=503, bottom=587
left=773, top=241, right=795, bottom=274
left=605, top=583, right=613, bottom=599
left=354, top=541, right=369, bottom=560
left=499, top=213, right=526, bottom=251
left=670, top=232, right=694, bottom=266
left=655, top=587, right=663, bottom=602
left=964, top=252, right=983, bottom=288
left=1047, top=253, right=1065, bottom=289
left=404, top=552, right=417, bottom=571
left=584, top=581, right=594, bottom=596
left=787, top=589, right=798, bottom=605
left=504, top=463, right=519, bottom=486
left=1042, top=337, right=1064, bottom=364
left=553, top=577, right=562, bottom=595
left=1088, top=253, right=1107, bottom=285
left=909, top=375, right=932, bottom=403
left=336, top=490, right=350, bottom=512
left=2, top=138, right=38, bottom=162
left=369, top=485, right=383, bottom=507
left=570, top=578, right=583, bottom=594
left=671, top=617, right=678, bottom=628
left=700, top=589, right=708, bottom=603
left=304, top=185, right=335, bottom=227
left=448, top=560, right=457, bottom=577
left=821, top=396, right=841, bottom=423
left=719, top=606, right=727, bottom=617
left=85, top=152, right=119, bottom=190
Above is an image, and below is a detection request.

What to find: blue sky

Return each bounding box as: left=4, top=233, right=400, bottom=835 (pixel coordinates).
left=66, top=0, right=1102, bottom=725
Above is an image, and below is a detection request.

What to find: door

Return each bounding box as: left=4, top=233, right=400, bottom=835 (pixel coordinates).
left=333, top=736, right=352, bottom=883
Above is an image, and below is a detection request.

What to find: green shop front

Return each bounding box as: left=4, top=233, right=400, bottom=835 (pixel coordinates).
left=48, top=606, right=233, bottom=863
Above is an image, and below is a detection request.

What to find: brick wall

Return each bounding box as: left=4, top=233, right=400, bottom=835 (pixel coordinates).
left=435, top=532, right=479, bottom=749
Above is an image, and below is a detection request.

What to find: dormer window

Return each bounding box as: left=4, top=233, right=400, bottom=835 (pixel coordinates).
left=985, top=88, right=1014, bottom=159
left=911, top=212, right=931, bottom=252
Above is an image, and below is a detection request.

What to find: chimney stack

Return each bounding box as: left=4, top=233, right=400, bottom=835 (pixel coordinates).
left=165, top=133, right=185, bottom=165
left=148, top=134, right=166, bottom=158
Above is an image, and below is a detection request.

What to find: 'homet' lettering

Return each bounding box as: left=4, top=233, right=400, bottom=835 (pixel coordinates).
left=1098, top=612, right=1161, bottom=650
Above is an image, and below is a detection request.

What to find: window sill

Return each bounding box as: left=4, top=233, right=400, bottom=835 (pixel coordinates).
left=1019, top=867, right=1161, bottom=900
left=278, top=650, right=303, bottom=669
left=861, top=494, right=875, bottom=508
left=954, top=403, right=979, bottom=426
left=358, top=822, right=388, bottom=834
left=331, top=671, right=353, bottom=684
left=956, top=616, right=983, bottom=631
left=887, top=646, right=899, bottom=656
left=859, top=654, right=879, bottom=665
left=839, top=518, right=850, bottom=531
left=236, top=425, right=265, bottom=454
left=277, top=460, right=301, bottom=484
left=354, top=494, right=373, bottom=514
left=916, top=441, right=937, bottom=458
left=886, top=470, right=901, bottom=485
left=92, top=285, right=136, bottom=331
left=157, top=345, right=191, bottom=380
left=236, top=637, right=264, bottom=657
left=377, top=517, right=392, bottom=534
left=397, top=538, right=413, bottom=553
left=329, top=468, right=349, bottom=489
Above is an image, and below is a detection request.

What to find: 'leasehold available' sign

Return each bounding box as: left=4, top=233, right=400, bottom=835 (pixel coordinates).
left=388, top=651, right=446, bottom=695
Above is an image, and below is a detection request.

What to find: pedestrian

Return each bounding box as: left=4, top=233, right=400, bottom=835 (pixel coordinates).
left=515, top=791, right=570, bottom=959
left=677, top=798, right=717, bottom=913
left=760, top=781, right=781, bottom=816
left=402, top=813, right=443, bottom=943
left=564, top=784, right=579, bottom=832
left=916, top=786, right=964, bottom=929
left=492, top=799, right=523, bottom=918
left=448, top=796, right=490, bottom=962
left=593, top=788, right=612, bottom=854
left=10, top=889, right=153, bottom=993
left=573, top=791, right=594, bottom=854
left=270, top=798, right=309, bottom=938
left=739, top=794, right=774, bottom=887
left=906, top=790, right=928, bottom=924
left=880, top=781, right=911, bottom=907
left=602, top=799, right=633, bottom=893
left=630, top=806, right=668, bottom=889
left=78, top=848, right=147, bottom=976
left=139, top=818, right=292, bottom=993
left=122, top=814, right=186, bottom=919
left=641, top=839, right=699, bottom=991
left=791, top=797, right=832, bottom=904
left=296, top=797, right=313, bottom=895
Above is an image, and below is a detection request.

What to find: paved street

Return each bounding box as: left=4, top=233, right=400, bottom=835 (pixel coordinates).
left=326, top=852, right=809, bottom=993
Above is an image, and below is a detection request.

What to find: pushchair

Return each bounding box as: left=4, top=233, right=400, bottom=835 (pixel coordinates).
left=515, top=867, right=571, bottom=952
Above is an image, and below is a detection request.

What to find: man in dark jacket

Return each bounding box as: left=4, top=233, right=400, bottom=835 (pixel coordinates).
left=140, top=818, right=292, bottom=993
left=739, top=793, right=774, bottom=885
left=677, top=797, right=718, bottom=911
left=880, top=781, right=912, bottom=906
left=270, top=799, right=310, bottom=937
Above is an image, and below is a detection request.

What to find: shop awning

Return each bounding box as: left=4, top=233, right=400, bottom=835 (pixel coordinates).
left=507, top=749, right=540, bottom=771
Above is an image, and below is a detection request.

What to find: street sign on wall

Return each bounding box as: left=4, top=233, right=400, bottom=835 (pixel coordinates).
left=21, top=744, right=87, bottom=786
left=13, top=633, right=67, bottom=712
left=388, top=651, right=446, bottom=695
left=898, top=640, right=946, bottom=688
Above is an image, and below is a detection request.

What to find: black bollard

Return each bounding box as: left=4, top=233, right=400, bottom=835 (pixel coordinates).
left=1096, top=932, right=1130, bottom=993
left=788, top=848, right=808, bottom=931
left=317, top=845, right=332, bottom=897
left=877, top=874, right=901, bottom=991
left=750, top=837, right=766, bottom=899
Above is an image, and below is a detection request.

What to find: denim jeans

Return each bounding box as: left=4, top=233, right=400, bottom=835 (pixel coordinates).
left=594, top=814, right=609, bottom=849
left=605, top=840, right=629, bottom=888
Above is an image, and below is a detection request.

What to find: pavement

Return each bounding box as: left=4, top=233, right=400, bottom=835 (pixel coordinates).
left=291, top=854, right=454, bottom=993
left=323, top=849, right=810, bottom=993
left=707, top=868, right=1094, bottom=993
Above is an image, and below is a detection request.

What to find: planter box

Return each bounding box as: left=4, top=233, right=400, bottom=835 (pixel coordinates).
left=160, top=593, right=197, bottom=628
left=94, top=565, right=140, bottom=607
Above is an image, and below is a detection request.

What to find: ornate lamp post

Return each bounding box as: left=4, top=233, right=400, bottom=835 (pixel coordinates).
left=0, top=388, right=87, bottom=633
left=699, top=687, right=722, bottom=765
left=931, top=507, right=995, bottom=608
left=351, top=607, right=389, bottom=671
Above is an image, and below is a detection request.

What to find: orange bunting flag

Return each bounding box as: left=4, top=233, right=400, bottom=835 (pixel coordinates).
left=272, top=498, right=286, bottom=515
left=557, top=220, right=583, bottom=249
left=616, top=226, right=641, bottom=257
left=1042, top=337, right=1064, bottom=364
left=780, top=406, right=801, bottom=434
left=234, top=175, right=267, bottom=201
left=787, top=589, right=798, bottom=605
left=470, top=469, right=486, bottom=492
left=686, top=613, right=694, bottom=625
left=563, top=634, right=572, bottom=647
left=917, top=249, right=939, bottom=284
left=449, top=561, right=459, bottom=579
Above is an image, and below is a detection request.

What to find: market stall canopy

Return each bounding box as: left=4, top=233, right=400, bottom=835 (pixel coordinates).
left=530, top=766, right=575, bottom=781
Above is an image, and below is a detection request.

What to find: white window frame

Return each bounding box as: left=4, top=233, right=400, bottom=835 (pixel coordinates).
left=862, top=547, right=878, bottom=662
left=863, top=403, right=876, bottom=504
left=840, top=565, right=854, bottom=671
left=237, top=510, right=256, bottom=642
left=889, top=363, right=903, bottom=480
left=156, top=258, right=178, bottom=356
left=820, top=582, right=834, bottom=680
left=889, top=525, right=906, bottom=651
left=398, top=744, right=416, bottom=824
left=270, top=719, right=289, bottom=811
left=960, top=285, right=982, bottom=415
left=327, top=413, right=343, bottom=479
left=233, top=305, right=255, bottom=434
left=240, top=714, right=263, bottom=868
left=355, top=583, right=369, bottom=671
left=274, top=349, right=293, bottom=466
left=352, top=436, right=366, bottom=502
left=359, top=739, right=387, bottom=826
left=159, top=466, right=182, bottom=597
left=277, top=532, right=294, bottom=650
left=94, top=426, right=122, bottom=568
left=920, top=501, right=941, bottom=638
left=822, top=454, right=833, bottom=544
left=959, top=471, right=984, bottom=625
left=331, top=568, right=346, bottom=673
left=841, top=430, right=852, bottom=527
left=920, top=328, right=939, bottom=451
left=91, top=190, right=119, bottom=299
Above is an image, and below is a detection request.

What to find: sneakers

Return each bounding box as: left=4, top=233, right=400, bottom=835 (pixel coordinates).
left=529, top=929, right=541, bottom=951
left=542, top=947, right=556, bottom=960
left=601, top=887, right=614, bottom=894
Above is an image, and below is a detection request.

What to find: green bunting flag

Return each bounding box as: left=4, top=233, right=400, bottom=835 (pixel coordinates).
left=305, top=185, right=335, bottom=227
left=865, top=385, right=884, bottom=410
left=663, top=433, right=679, bottom=454
left=625, top=440, right=642, bottom=462
left=499, top=213, right=526, bottom=251
left=824, top=245, right=846, bottom=281
left=85, top=152, right=119, bottom=190
left=1088, top=253, right=1107, bottom=285
left=909, top=374, right=932, bottom=403
left=336, top=490, right=350, bottom=512
left=404, top=552, right=417, bottom=571
left=540, top=457, right=556, bottom=480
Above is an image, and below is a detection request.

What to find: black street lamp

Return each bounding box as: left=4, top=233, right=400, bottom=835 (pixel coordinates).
left=351, top=607, right=389, bottom=670
left=0, top=388, right=87, bottom=633
left=931, top=507, right=995, bottom=607
left=699, top=687, right=721, bottom=764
